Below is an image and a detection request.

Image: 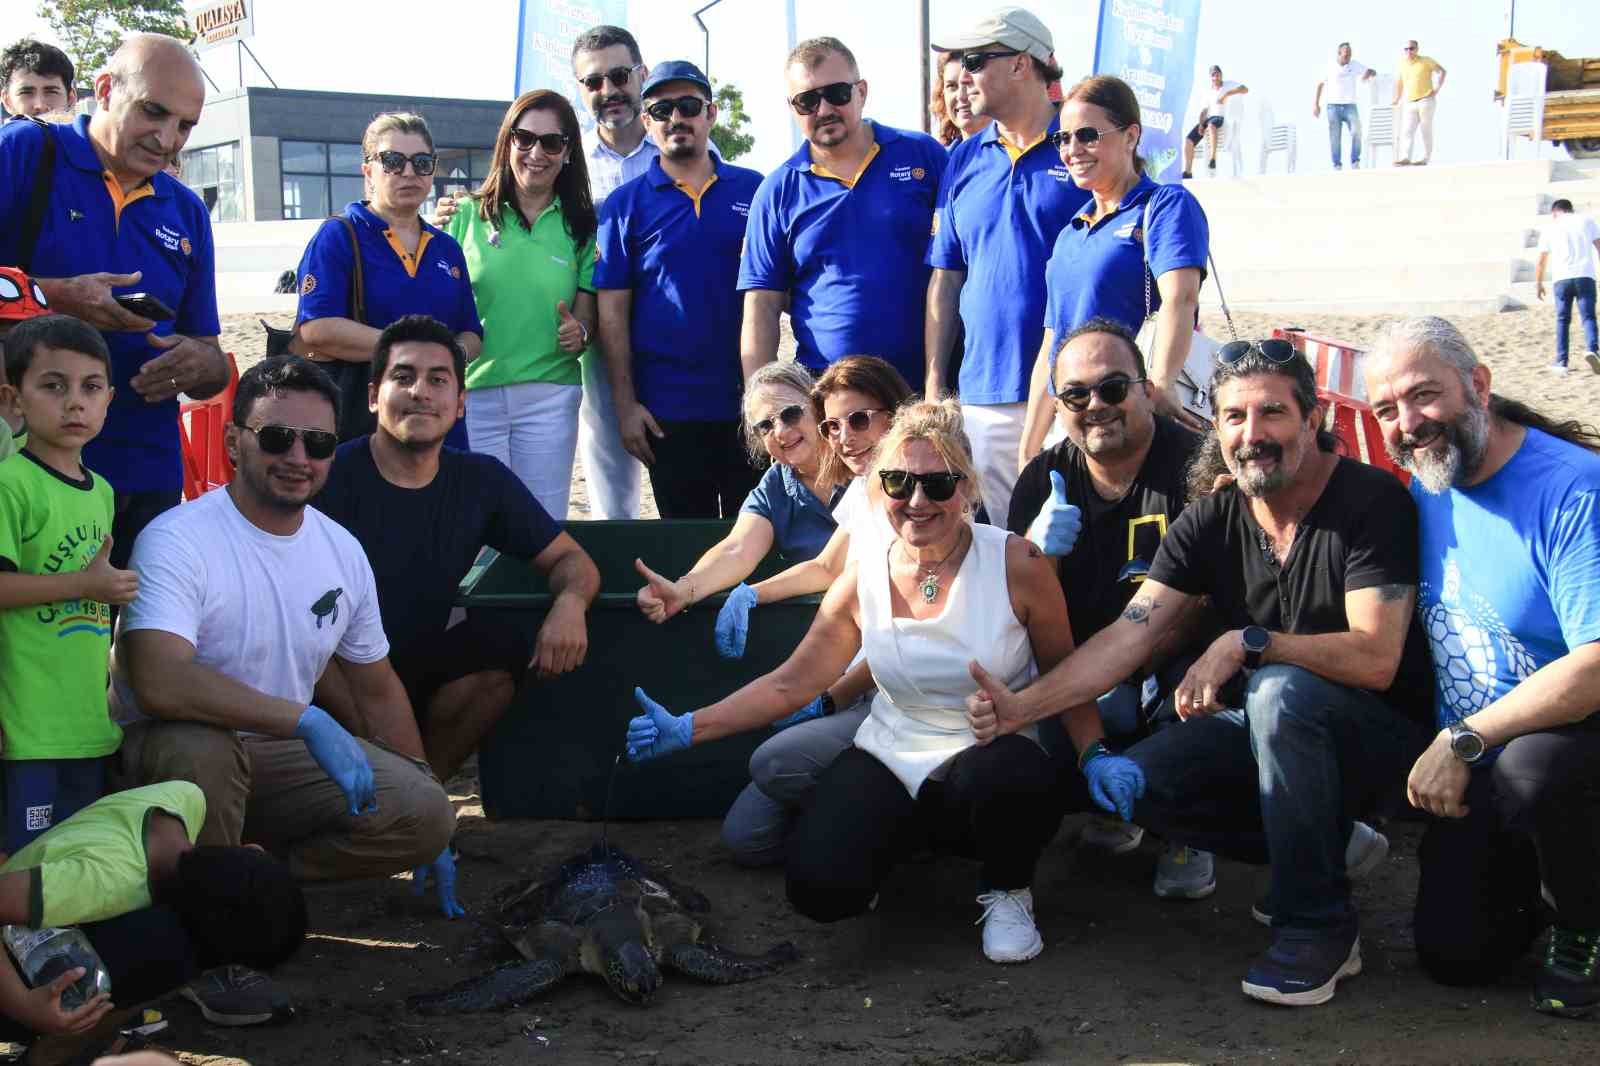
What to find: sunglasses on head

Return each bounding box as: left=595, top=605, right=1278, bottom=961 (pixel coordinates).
left=879, top=469, right=964, bottom=502
left=819, top=407, right=887, bottom=438
left=1056, top=374, right=1147, bottom=411
left=509, top=129, right=569, bottom=153
left=242, top=424, right=338, bottom=460
left=753, top=404, right=806, bottom=437
left=644, top=96, right=707, bottom=122
left=789, top=81, right=857, bottom=115
left=959, top=50, right=1022, bottom=73
left=369, top=151, right=436, bottom=176
left=1217, top=338, right=1300, bottom=366
left=577, top=65, right=641, bottom=92
left=1049, top=124, right=1126, bottom=150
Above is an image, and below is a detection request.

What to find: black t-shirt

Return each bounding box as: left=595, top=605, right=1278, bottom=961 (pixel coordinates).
left=1007, top=417, right=1202, bottom=641
left=1147, top=456, right=1432, bottom=721
left=315, top=437, right=561, bottom=652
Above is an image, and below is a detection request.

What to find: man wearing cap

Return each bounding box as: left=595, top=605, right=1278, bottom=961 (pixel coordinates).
left=739, top=37, right=948, bottom=391
left=595, top=61, right=764, bottom=518
left=925, top=6, right=1087, bottom=525
left=1393, top=41, right=1446, bottom=167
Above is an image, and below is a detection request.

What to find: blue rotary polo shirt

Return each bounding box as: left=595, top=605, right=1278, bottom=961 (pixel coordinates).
left=594, top=157, right=763, bottom=422
left=927, top=113, right=1088, bottom=405
left=737, top=120, right=947, bottom=390
left=1043, top=172, right=1209, bottom=343
left=0, top=116, right=220, bottom=495
left=739, top=461, right=846, bottom=562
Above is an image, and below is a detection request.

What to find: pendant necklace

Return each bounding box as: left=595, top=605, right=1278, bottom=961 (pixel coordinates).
left=905, top=527, right=968, bottom=605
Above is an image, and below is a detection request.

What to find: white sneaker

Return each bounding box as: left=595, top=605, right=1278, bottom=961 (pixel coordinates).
left=1153, top=844, right=1217, bottom=899
left=1548, top=362, right=1571, bottom=375
left=975, top=888, right=1043, bottom=963
left=1079, top=815, right=1145, bottom=855
left=1585, top=351, right=1600, bottom=375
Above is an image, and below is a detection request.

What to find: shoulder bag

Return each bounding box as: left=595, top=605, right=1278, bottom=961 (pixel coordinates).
left=1133, top=194, right=1237, bottom=420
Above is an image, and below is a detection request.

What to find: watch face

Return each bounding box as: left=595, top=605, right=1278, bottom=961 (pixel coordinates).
left=1242, top=626, right=1270, bottom=653
left=1450, top=727, right=1485, bottom=761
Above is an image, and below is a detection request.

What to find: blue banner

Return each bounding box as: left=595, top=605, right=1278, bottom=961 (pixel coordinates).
left=514, top=0, right=630, bottom=119
left=1091, top=0, right=1204, bottom=183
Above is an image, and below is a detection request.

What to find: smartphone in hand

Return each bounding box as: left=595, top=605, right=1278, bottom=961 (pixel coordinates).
left=115, top=292, right=177, bottom=320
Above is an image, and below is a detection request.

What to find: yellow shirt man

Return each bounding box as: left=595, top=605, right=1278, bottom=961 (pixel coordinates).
left=1398, top=53, right=1444, bottom=101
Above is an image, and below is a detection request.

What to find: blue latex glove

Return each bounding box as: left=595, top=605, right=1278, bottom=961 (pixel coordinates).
left=715, top=582, right=757, bottom=659
left=413, top=847, right=466, bottom=919
left=1026, top=470, right=1083, bottom=556
left=625, top=687, right=695, bottom=763
left=1082, top=751, right=1146, bottom=822
left=294, top=705, right=377, bottom=816
left=772, top=696, right=826, bottom=732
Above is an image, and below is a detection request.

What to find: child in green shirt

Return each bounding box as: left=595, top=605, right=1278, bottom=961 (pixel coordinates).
left=0, top=315, right=139, bottom=851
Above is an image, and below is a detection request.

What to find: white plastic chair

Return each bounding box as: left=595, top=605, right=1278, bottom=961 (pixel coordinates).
left=1256, top=101, right=1297, bottom=173
left=1363, top=74, right=1397, bottom=166
left=1504, top=61, right=1548, bottom=159
left=1204, top=91, right=1248, bottom=177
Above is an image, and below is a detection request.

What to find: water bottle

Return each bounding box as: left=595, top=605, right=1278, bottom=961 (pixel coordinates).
left=2, top=925, right=111, bottom=1009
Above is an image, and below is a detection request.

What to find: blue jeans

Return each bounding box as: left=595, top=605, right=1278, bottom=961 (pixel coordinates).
left=1553, top=277, right=1598, bottom=363
left=1326, top=103, right=1361, bottom=166
left=1124, top=664, right=1427, bottom=930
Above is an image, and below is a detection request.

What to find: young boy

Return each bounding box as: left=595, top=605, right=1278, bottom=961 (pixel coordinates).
left=0, top=314, right=137, bottom=851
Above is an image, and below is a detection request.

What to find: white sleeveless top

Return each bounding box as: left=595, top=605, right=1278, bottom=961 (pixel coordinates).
left=853, top=522, right=1039, bottom=796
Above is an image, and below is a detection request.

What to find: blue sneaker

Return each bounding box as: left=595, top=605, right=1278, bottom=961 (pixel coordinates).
left=1241, top=921, right=1361, bottom=1006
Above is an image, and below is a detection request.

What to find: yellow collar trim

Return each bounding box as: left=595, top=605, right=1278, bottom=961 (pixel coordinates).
left=809, top=141, right=882, bottom=189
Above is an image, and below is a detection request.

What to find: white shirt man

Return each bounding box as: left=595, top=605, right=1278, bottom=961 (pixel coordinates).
left=1535, top=201, right=1600, bottom=372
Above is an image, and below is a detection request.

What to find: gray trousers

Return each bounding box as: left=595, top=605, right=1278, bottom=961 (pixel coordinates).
left=721, top=705, right=870, bottom=866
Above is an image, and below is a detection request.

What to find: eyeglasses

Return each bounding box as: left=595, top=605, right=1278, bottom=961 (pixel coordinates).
left=509, top=129, right=569, bottom=153
left=368, top=151, right=437, bottom=176
left=577, top=65, right=642, bottom=92
left=1056, top=374, right=1147, bottom=411
left=644, top=96, right=707, bottom=122
left=241, top=424, right=338, bottom=460
left=879, top=469, right=964, bottom=502
left=819, top=407, right=887, bottom=438
left=959, top=50, right=1022, bottom=73
left=1217, top=339, right=1300, bottom=366
left=788, top=81, right=857, bottom=115
left=1049, top=124, right=1127, bottom=150
left=753, top=404, right=806, bottom=437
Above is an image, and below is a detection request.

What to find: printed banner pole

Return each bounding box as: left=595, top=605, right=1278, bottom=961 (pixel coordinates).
left=514, top=0, right=631, bottom=127
left=1092, top=0, right=1204, bottom=183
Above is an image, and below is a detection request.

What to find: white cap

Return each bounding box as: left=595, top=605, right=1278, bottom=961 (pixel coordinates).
left=932, top=6, right=1054, bottom=64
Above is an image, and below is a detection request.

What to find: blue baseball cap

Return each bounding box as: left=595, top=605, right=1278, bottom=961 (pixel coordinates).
left=641, top=60, right=712, bottom=99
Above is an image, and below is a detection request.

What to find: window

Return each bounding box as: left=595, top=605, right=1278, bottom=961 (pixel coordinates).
left=422, top=148, right=494, bottom=217
left=178, top=142, right=244, bottom=222
left=280, top=139, right=362, bottom=220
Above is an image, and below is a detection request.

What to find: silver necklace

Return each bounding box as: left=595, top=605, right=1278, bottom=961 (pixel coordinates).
left=902, top=527, right=967, bottom=604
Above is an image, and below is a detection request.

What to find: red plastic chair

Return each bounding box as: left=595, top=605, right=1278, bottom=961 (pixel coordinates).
left=178, top=352, right=240, bottom=500
left=1272, top=328, right=1410, bottom=485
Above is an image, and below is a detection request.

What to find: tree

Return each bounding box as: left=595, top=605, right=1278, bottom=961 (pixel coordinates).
left=38, top=0, right=191, bottom=83
left=710, top=79, right=755, bottom=162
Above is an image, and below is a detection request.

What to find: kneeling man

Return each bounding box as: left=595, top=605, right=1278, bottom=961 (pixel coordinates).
left=971, top=341, right=1433, bottom=1007
left=1366, top=316, right=1600, bottom=1019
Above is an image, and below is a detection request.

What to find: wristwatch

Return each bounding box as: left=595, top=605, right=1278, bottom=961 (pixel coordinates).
left=818, top=691, right=837, bottom=717
left=1447, top=720, right=1487, bottom=764
left=1240, top=626, right=1271, bottom=670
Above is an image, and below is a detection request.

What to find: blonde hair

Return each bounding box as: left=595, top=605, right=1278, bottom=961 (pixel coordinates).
left=869, top=398, right=982, bottom=511
left=361, top=111, right=434, bottom=160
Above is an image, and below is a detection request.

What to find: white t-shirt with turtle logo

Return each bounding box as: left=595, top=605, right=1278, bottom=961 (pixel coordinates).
left=114, top=487, right=389, bottom=726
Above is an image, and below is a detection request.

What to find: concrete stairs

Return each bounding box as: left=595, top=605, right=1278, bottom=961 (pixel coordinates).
left=1186, top=157, right=1600, bottom=316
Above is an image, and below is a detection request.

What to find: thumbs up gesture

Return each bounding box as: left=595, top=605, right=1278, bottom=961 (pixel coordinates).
left=555, top=299, right=588, bottom=353
left=1025, top=469, right=1082, bottom=556
left=77, top=536, right=139, bottom=605
left=634, top=557, right=690, bottom=623
left=966, top=660, right=1026, bottom=743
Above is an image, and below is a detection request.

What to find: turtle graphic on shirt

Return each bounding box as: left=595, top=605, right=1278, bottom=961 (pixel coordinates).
left=311, top=588, right=344, bottom=629
left=1421, top=560, right=1537, bottom=722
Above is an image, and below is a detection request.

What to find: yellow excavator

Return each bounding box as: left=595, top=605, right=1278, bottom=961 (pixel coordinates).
left=1497, top=39, right=1600, bottom=158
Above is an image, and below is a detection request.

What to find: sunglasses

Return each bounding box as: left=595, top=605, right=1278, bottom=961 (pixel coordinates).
left=644, top=96, right=707, bottom=122
left=577, top=65, right=642, bottom=92
left=959, top=50, right=1021, bottom=73
left=509, top=129, right=569, bottom=153
left=1217, top=338, right=1300, bottom=366
left=879, top=469, right=964, bottom=502
left=753, top=403, right=806, bottom=437
left=789, top=81, right=857, bottom=115
left=1049, top=124, right=1127, bottom=150
left=368, top=151, right=436, bottom=176
left=819, top=407, right=887, bottom=438
left=1057, top=374, right=1147, bottom=411
left=241, top=424, right=338, bottom=460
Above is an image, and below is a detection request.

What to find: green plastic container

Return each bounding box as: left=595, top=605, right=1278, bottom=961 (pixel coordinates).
left=461, top=520, right=823, bottom=821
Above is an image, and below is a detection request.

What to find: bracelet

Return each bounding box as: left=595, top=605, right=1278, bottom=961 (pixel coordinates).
left=577, top=320, right=591, bottom=347
left=683, top=578, right=696, bottom=608
left=1077, top=740, right=1110, bottom=772
left=819, top=691, right=837, bottom=716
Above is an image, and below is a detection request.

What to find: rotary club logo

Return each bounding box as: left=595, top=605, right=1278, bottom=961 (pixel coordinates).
left=911, top=167, right=926, bottom=180
left=180, top=237, right=192, bottom=256
left=301, top=274, right=317, bottom=296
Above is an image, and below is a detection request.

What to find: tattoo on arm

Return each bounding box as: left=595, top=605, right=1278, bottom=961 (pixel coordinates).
left=1375, top=583, right=1414, bottom=603
left=1026, top=543, right=1043, bottom=559
left=1122, top=596, right=1159, bottom=625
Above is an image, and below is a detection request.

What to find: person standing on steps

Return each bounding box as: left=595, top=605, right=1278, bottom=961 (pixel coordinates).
left=1314, top=42, right=1376, bottom=171
left=1394, top=40, right=1446, bottom=167
left=1535, top=198, right=1600, bottom=376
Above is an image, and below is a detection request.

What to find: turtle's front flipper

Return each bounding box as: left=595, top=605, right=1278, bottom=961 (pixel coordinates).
left=661, top=941, right=799, bottom=985
left=407, top=958, right=566, bottom=1015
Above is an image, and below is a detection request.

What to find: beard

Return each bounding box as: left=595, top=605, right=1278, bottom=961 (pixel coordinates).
left=1073, top=410, right=1129, bottom=457
left=1388, top=403, right=1491, bottom=494
left=661, top=127, right=702, bottom=160
left=596, top=94, right=640, bottom=130
left=1229, top=440, right=1288, bottom=497
left=237, top=459, right=317, bottom=513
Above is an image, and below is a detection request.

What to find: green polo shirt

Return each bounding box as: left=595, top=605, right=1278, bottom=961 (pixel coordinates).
left=444, top=195, right=596, bottom=390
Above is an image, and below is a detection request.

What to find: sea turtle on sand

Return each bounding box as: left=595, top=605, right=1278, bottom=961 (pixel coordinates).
left=407, top=844, right=797, bottom=1012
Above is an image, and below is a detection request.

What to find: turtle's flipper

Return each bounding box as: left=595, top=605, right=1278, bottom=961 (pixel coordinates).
left=407, top=958, right=566, bottom=1015
left=661, top=941, right=799, bottom=985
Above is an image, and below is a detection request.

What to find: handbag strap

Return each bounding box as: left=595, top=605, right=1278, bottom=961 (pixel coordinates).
left=18, top=117, right=58, bottom=274
left=1142, top=194, right=1238, bottom=342
left=335, top=215, right=366, bottom=326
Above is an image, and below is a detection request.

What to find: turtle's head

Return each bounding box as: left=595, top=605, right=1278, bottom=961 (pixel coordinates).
left=603, top=940, right=661, bottom=1004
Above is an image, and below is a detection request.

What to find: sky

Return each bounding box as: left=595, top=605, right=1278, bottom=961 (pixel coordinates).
left=15, top=0, right=1599, bottom=175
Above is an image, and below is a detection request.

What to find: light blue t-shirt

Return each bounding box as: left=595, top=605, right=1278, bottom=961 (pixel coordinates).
left=739, top=463, right=843, bottom=562
left=1413, top=428, right=1600, bottom=743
